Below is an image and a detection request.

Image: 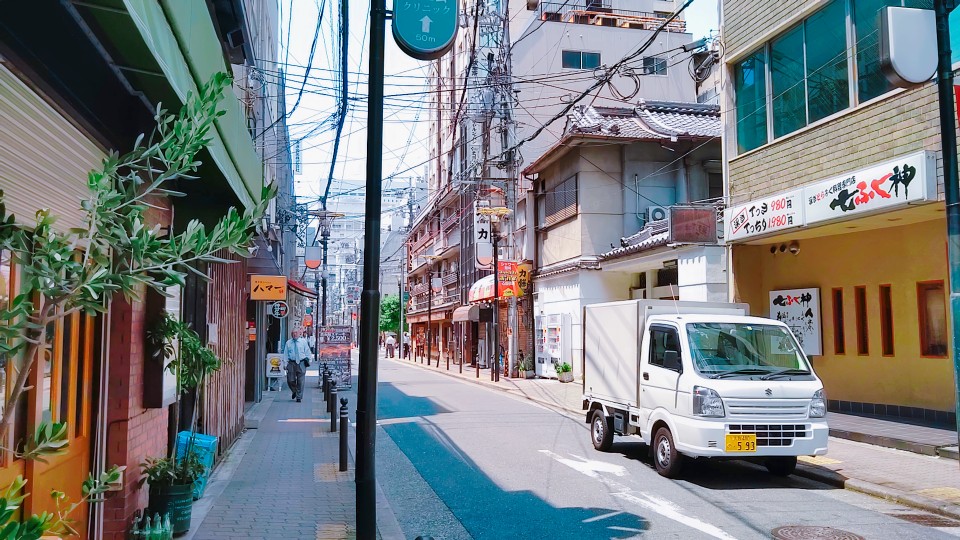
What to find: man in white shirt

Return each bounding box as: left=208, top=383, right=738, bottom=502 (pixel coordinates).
left=385, top=334, right=396, bottom=358
left=283, top=329, right=312, bottom=402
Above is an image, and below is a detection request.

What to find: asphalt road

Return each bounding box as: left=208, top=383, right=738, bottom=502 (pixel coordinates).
left=374, top=359, right=960, bottom=539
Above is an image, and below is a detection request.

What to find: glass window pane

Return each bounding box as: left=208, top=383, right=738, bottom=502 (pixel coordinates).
left=582, top=52, right=601, bottom=69
left=920, top=282, right=947, bottom=356
left=807, top=0, right=849, bottom=122
left=41, top=320, right=55, bottom=425
left=0, top=252, right=10, bottom=423
left=855, top=0, right=899, bottom=103
left=59, top=315, right=74, bottom=425
left=735, top=49, right=768, bottom=153
left=771, top=25, right=807, bottom=137
left=561, top=50, right=581, bottom=69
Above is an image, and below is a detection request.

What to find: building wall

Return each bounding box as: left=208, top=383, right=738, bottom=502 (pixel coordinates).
left=579, top=145, right=624, bottom=257
left=721, top=0, right=814, bottom=56
left=733, top=218, right=952, bottom=411
left=104, top=294, right=168, bottom=539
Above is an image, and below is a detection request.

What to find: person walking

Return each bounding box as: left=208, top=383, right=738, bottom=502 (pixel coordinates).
left=402, top=332, right=411, bottom=359
left=385, top=334, right=396, bottom=358
left=283, top=328, right=311, bottom=402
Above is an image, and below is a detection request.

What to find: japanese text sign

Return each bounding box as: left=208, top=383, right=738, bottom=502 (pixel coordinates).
left=669, top=206, right=719, bottom=244
left=726, top=191, right=802, bottom=242
left=769, top=288, right=822, bottom=356
left=251, top=275, right=287, bottom=300
left=393, top=0, right=459, bottom=60
left=803, top=151, right=935, bottom=225
left=474, top=200, right=493, bottom=269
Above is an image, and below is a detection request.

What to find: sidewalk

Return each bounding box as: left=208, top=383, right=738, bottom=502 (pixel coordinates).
left=183, top=368, right=401, bottom=540
left=389, top=354, right=960, bottom=521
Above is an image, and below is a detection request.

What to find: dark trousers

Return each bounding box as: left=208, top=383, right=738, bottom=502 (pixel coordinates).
left=287, top=361, right=305, bottom=399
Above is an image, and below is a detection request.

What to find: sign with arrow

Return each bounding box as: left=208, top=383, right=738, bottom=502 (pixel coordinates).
left=393, top=0, right=459, bottom=60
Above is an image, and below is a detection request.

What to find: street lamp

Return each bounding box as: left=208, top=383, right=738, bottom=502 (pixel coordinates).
left=477, top=206, right=511, bottom=382
left=310, top=209, right=344, bottom=329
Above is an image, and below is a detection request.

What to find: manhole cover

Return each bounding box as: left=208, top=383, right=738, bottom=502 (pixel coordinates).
left=888, top=513, right=960, bottom=527
left=772, top=526, right=865, bottom=540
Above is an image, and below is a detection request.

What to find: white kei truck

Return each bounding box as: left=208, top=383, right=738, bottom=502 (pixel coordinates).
left=582, top=300, right=828, bottom=478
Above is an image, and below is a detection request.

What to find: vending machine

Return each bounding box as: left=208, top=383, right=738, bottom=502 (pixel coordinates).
left=535, top=313, right=568, bottom=378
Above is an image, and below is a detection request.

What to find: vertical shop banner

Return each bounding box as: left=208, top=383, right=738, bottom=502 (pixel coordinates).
left=474, top=200, right=493, bottom=269
left=769, top=288, right=822, bottom=356
left=319, top=325, right=353, bottom=389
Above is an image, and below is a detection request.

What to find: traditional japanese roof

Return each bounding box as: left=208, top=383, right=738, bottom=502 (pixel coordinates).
left=525, top=100, right=721, bottom=174
left=598, top=219, right=671, bottom=261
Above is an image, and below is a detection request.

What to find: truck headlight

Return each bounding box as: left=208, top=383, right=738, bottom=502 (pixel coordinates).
left=693, top=386, right=725, bottom=417
left=809, top=389, right=826, bottom=418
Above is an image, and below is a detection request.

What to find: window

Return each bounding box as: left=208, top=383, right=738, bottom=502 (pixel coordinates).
left=918, top=281, right=947, bottom=357
left=642, top=56, right=667, bottom=75
left=805, top=0, right=849, bottom=122
left=540, top=174, right=578, bottom=226
left=832, top=288, right=845, bottom=354
left=708, top=173, right=723, bottom=200
left=856, top=1, right=929, bottom=103
left=734, top=49, right=768, bottom=153
left=562, top=50, right=600, bottom=70
left=879, top=284, right=894, bottom=356
left=854, top=286, right=868, bottom=355
left=649, top=326, right=681, bottom=370
left=771, top=25, right=806, bottom=138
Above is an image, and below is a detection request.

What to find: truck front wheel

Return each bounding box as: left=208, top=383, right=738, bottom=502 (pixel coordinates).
left=591, top=410, right=613, bottom=451
left=653, top=427, right=683, bottom=478
left=765, top=456, right=797, bottom=476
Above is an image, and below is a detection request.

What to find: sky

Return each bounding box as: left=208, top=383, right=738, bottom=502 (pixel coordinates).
left=279, top=0, right=721, bottom=226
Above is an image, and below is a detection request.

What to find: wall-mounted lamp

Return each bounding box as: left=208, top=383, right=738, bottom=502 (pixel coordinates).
left=770, top=241, right=800, bottom=255
left=787, top=241, right=800, bottom=255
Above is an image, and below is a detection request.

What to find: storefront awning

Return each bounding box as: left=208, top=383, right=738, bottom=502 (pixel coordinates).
left=288, top=280, right=318, bottom=299
left=467, top=274, right=520, bottom=303
left=452, top=305, right=479, bottom=322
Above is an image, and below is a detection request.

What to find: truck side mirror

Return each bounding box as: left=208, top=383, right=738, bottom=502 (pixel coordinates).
left=663, top=349, right=681, bottom=371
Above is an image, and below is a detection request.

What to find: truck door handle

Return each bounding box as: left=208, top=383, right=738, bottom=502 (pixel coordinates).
left=642, top=372, right=649, bottom=380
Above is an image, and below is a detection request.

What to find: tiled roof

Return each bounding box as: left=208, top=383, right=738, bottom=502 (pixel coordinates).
left=599, top=219, right=670, bottom=260
left=567, top=100, right=721, bottom=141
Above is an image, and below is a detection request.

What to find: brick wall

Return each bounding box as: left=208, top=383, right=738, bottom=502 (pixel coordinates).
left=722, top=0, right=812, bottom=55
left=103, top=293, right=169, bottom=540
left=729, top=84, right=946, bottom=204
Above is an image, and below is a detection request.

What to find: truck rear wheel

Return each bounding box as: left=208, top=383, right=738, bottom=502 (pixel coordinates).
left=653, top=427, right=683, bottom=478
left=765, top=456, right=797, bottom=476
left=591, top=410, right=613, bottom=451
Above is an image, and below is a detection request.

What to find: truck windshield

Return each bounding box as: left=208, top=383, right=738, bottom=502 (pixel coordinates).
left=685, top=323, right=811, bottom=378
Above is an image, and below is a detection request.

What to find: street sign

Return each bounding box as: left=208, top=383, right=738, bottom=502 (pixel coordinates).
left=270, top=301, right=289, bottom=319
left=251, top=275, right=287, bottom=300
left=392, top=0, right=459, bottom=60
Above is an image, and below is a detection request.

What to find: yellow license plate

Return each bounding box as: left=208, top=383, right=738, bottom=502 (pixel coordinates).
left=725, top=434, right=757, bottom=453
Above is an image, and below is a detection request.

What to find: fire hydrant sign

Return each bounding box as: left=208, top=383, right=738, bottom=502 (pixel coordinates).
left=250, top=275, right=287, bottom=300
left=393, top=0, right=458, bottom=60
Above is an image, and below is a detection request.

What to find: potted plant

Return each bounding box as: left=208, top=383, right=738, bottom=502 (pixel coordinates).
left=558, top=362, right=574, bottom=383
left=518, top=352, right=535, bottom=379
left=141, top=449, right=207, bottom=534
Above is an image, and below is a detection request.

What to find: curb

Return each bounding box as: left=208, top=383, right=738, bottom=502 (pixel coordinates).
left=793, top=464, right=960, bottom=522
left=390, top=356, right=960, bottom=522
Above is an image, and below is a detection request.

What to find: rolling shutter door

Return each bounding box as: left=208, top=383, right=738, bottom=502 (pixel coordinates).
left=0, top=63, right=104, bottom=232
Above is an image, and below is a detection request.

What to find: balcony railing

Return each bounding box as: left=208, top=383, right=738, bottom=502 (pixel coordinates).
left=538, top=2, right=686, bottom=33
left=441, top=272, right=458, bottom=287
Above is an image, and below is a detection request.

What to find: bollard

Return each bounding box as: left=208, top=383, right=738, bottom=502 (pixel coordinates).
left=328, top=382, right=337, bottom=414
left=329, top=387, right=338, bottom=432
left=339, top=397, right=349, bottom=471
left=318, top=362, right=327, bottom=388
left=322, top=368, right=330, bottom=402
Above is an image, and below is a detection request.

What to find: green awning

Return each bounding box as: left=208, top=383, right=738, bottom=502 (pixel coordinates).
left=79, top=0, right=263, bottom=210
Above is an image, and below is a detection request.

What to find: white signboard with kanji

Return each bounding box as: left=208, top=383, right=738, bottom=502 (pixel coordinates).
left=726, top=190, right=802, bottom=242
left=474, top=200, right=492, bottom=269
left=769, top=288, right=821, bottom=356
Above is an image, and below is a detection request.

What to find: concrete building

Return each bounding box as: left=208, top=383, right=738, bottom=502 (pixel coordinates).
left=722, top=0, right=956, bottom=424
left=523, top=101, right=722, bottom=379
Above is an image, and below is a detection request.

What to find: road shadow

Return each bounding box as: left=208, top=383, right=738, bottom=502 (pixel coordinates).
left=378, top=383, right=650, bottom=539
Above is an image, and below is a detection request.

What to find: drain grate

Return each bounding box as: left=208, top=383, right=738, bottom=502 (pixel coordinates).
left=771, top=526, right=865, bottom=540
left=887, top=513, right=960, bottom=528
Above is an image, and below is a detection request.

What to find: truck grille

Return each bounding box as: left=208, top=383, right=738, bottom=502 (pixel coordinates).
left=727, top=424, right=809, bottom=447
left=724, top=398, right=810, bottom=419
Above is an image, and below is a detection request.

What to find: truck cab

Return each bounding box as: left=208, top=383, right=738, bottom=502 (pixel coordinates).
left=582, top=301, right=829, bottom=478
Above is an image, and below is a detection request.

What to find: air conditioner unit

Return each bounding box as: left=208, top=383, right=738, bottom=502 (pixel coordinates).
left=647, top=206, right=668, bottom=222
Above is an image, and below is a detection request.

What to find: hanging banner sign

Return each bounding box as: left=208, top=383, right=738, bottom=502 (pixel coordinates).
left=270, top=301, right=289, bottom=319
left=769, top=288, right=822, bottom=356
left=517, top=263, right=532, bottom=295
left=474, top=200, right=493, bottom=269
left=251, top=275, right=287, bottom=300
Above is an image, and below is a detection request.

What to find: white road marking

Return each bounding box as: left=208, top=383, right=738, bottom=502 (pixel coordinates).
left=582, top=510, right=624, bottom=523
left=541, top=449, right=740, bottom=540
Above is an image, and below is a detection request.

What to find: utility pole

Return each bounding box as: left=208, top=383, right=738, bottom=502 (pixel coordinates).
left=356, top=0, right=385, bottom=535
left=491, top=225, right=499, bottom=382
left=933, top=0, right=960, bottom=448
left=500, top=0, right=519, bottom=376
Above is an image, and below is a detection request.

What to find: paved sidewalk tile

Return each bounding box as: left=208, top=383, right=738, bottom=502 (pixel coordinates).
left=191, top=376, right=356, bottom=540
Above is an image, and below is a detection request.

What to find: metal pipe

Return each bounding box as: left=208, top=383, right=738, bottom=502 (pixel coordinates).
left=934, top=0, right=960, bottom=446
left=339, top=398, right=349, bottom=471
left=356, top=0, right=386, bottom=534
